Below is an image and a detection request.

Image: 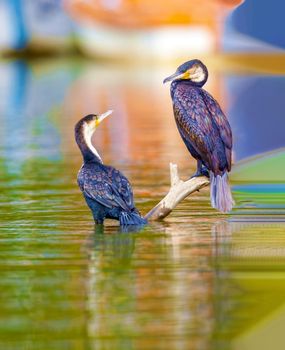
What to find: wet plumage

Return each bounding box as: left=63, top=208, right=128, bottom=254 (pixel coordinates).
left=75, top=112, right=147, bottom=225
left=164, top=59, right=234, bottom=212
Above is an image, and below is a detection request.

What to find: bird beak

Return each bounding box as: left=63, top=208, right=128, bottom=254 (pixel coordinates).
left=163, top=71, right=185, bottom=84
left=97, top=110, right=113, bottom=125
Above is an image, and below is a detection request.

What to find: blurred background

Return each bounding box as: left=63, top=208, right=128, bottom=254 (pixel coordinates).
left=1, top=1, right=285, bottom=350
left=0, top=0, right=285, bottom=181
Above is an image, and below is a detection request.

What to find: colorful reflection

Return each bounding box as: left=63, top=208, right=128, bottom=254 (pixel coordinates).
left=0, top=56, right=284, bottom=348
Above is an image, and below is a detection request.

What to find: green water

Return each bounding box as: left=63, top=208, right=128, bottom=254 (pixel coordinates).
left=0, top=58, right=285, bottom=350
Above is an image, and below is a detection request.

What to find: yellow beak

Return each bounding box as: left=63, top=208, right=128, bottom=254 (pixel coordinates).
left=96, top=110, right=113, bottom=126
left=163, top=71, right=190, bottom=84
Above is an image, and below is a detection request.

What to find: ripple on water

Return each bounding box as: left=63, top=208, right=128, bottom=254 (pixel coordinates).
left=0, top=58, right=285, bottom=350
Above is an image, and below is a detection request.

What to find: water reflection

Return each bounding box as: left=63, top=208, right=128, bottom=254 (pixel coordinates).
left=0, top=57, right=285, bottom=349
left=81, top=221, right=285, bottom=350
left=1, top=58, right=284, bottom=176
left=0, top=59, right=74, bottom=173
left=1, top=207, right=285, bottom=348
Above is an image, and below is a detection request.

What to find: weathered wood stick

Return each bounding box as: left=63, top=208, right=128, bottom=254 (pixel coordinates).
left=144, top=163, right=210, bottom=221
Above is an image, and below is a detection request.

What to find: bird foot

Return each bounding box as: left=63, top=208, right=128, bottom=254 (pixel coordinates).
left=190, top=168, right=209, bottom=179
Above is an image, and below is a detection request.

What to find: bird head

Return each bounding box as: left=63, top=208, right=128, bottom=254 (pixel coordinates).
left=163, top=59, right=208, bottom=87
left=82, top=110, right=113, bottom=131
left=75, top=110, right=113, bottom=137
left=75, top=110, right=113, bottom=162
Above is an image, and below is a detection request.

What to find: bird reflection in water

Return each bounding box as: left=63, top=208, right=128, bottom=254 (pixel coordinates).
left=82, top=219, right=244, bottom=349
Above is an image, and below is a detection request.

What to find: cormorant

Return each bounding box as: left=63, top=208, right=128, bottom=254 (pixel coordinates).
left=75, top=111, right=147, bottom=225
left=163, top=59, right=234, bottom=213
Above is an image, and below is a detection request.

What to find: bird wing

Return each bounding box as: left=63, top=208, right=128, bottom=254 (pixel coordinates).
left=80, top=165, right=135, bottom=212
left=200, top=90, right=232, bottom=148
left=173, top=86, right=216, bottom=168
left=173, top=84, right=231, bottom=173
left=200, top=89, right=232, bottom=170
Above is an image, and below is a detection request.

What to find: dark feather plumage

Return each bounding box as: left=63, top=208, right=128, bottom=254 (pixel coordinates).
left=171, top=81, right=232, bottom=175
left=78, top=162, right=133, bottom=212
left=75, top=114, right=147, bottom=225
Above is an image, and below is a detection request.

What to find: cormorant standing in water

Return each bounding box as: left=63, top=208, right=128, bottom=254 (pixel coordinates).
left=164, top=59, right=234, bottom=212
left=75, top=111, right=147, bottom=225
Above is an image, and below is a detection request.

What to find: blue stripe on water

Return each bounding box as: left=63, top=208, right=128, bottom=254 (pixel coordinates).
left=233, top=184, right=285, bottom=194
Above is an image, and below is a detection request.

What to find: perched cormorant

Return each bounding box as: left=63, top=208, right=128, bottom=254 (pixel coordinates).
left=164, top=59, right=234, bottom=212
left=75, top=111, right=147, bottom=225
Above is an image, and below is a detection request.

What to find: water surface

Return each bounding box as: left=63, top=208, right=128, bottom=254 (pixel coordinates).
left=0, top=57, right=285, bottom=350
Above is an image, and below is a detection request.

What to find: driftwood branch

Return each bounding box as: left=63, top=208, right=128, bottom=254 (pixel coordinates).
left=145, top=163, right=210, bottom=221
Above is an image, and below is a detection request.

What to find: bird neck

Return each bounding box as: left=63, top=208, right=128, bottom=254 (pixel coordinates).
left=192, top=80, right=207, bottom=88
left=170, top=79, right=206, bottom=99
left=75, top=125, right=103, bottom=164
left=174, top=79, right=206, bottom=88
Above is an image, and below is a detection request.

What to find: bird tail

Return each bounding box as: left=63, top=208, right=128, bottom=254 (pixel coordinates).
left=210, top=171, right=234, bottom=213
left=119, top=210, right=147, bottom=226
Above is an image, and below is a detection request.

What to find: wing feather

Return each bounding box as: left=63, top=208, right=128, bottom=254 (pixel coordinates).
left=172, top=83, right=232, bottom=173
left=79, top=165, right=134, bottom=211
left=201, top=90, right=232, bottom=149
left=200, top=90, right=232, bottom=170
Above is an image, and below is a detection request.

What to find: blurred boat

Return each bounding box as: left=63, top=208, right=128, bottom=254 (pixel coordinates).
left=64, top=0, right=243, bottom=60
